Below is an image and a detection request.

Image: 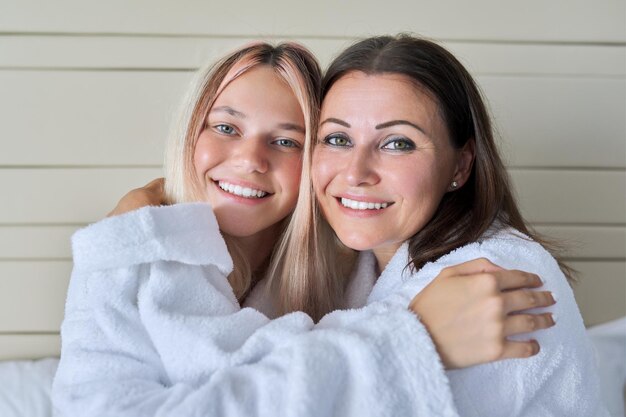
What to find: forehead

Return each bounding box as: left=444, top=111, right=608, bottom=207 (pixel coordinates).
left=321, top=71, right=439, bottom=118
left=322, top=71, right=443, bottom=123
left=209, top=65, right=304, bottom=122
left=216, top=65, right=287, bottom=100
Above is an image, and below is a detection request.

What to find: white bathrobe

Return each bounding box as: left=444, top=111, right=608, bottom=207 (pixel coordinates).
left=347, top=228, right=609, bottom=417
left=52, top=203, right=458, bottom=417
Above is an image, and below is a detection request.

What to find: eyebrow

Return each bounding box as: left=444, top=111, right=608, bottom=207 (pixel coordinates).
left=321, top=117, right=429, bottom=136
left=210, top=106, right=246, bottom=118
left=375, top=120, right=428, bottom=136
left=320, top=117, right=350, bottom=128
left=210, top=106, right=304, bottom=133
left=278, top=123, right=305, bottom=134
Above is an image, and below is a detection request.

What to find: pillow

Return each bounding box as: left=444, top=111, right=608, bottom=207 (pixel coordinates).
left=0, top=358, right=58, bottom=417
left=588, top=316, right=626, bottom=417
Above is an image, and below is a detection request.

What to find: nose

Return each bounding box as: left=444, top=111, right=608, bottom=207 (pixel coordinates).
left=345, top=147, right=379, bottom=186
left=232, top=137, right=269, bottom=174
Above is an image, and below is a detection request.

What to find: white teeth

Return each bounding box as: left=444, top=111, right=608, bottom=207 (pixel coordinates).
left=218, top=181, right=267, bottom=199
left=340, top=197, right=389, bottom=210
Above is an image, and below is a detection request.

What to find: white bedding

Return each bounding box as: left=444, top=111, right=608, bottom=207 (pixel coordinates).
left=1, top=320, right=624, bottom=417
left=589, top=317, right=626, bottom=417
left=0, top=358, right=57, bottom=417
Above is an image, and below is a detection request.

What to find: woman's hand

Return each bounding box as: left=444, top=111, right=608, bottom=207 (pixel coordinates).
left=107, top=178, right=166, bottom=217
left=409, top=258, right=556, bottom=369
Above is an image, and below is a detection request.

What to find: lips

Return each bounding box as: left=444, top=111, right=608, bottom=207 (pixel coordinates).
left=335, top=195, right=394, bottom=211
left=216, top=180, right=270, bottom=199
left=340, top=197, right=389, bottom=210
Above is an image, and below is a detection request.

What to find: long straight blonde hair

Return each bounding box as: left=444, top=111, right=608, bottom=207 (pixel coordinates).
left=163, top=42, right=328, bottom=305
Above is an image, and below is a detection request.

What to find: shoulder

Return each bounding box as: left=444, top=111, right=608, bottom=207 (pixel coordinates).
left=414, top=227, right=560, bottom=286
left=471, top=227, right=557, bottom=274
left=442, top=229, right=606, bottom=416
left=72, top=203, right=232, bottom=275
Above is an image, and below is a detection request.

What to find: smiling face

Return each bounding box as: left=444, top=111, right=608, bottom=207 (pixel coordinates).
left=313, top=71, right=472, bottom=266
left=194, top=65, right=305, bottom=239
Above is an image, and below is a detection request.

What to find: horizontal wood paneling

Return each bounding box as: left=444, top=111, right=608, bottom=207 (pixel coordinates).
left=1, top=0, right=624, bottom=42
left=0, top=70, right=189, bottom=167
left=0, top=168, right=622, bottom=224
left=571, top=261, right=626, bottom=327
left=0, top=36, right=349, bottom=71
left=0, top=168, right=162, bottom=223
left=0, top=226, right=78, bottom=259
left=512, top=169, right=626, bottom=224
left=482, top=76, right=626, bottom=168
left=1, top=36, right=624, bottom=77
left=446, top=43, right=626, bottom=78
left=533, top=225, right=626, bottom=259
left=0, top=262, right=70, bottom=332
left=1, top=71, right=624, bottom=167
left=0, top=334, right=60, bottom=361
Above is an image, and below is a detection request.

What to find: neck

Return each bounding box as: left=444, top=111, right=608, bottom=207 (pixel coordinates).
left=231, top=223, right=283, bottom=274
left=372, top=243, right=402, bottom=276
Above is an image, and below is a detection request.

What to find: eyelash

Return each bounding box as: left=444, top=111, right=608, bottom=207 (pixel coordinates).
left=212, top=123, right=301, bottom=150
left=322, top=134, right=352, bottom=147
left=272, top=138, right=301, bottom=149
left=322, top=133, right=415, bottom=152
left=381, top=137, right=416, bottom=151
left=214, top=124, right=237, bottom=135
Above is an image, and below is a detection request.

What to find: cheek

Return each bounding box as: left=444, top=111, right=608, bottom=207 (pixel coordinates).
left=193, top=133, right=220, bottom=176
left=399, top=165, right=450, bottom=217
left=193, top=135, right=211, bottom=175
left=311, top=150, right=333, bottom=195
left=279, top=156, right=303, bottom=198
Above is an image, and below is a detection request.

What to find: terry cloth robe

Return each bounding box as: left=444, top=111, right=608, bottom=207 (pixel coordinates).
left=52, top=203, right=459, bottom=417
left=348, top=229, right=610, bottom=417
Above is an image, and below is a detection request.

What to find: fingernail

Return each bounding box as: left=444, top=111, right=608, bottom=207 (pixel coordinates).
left=551, top=313, right=558, bottom=324
left=532, top=340, right=540, bottom=355
left=539, top=276, right=545, bottom=285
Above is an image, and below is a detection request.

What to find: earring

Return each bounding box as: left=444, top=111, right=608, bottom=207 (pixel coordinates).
left=450, top=180, right=458, bottom=190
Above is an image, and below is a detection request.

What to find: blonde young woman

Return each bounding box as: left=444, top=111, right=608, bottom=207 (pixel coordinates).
left=53, top=42, right=555, bottom=417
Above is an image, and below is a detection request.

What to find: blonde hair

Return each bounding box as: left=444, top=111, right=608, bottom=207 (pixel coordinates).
left=163, top=42, right=327, bottom=306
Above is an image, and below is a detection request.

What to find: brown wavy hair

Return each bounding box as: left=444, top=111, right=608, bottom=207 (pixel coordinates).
left=316, top=34, right=573, bottom=284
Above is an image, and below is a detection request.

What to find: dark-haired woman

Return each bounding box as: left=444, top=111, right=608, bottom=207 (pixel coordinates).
left=303, top=34, right=608, bottom=416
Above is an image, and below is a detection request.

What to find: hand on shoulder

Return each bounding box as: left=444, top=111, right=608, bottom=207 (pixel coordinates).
left=409, top=258, right=557, bottom=369
left=107, top=178, right=166, bottom=217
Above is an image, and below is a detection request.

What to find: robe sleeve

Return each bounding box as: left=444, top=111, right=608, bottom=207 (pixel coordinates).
left=396, top=231, right=609, bottom=417
left=52, top=204, right=458, bottom=417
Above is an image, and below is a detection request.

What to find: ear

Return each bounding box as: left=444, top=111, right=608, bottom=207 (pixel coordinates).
left=450, top=138, right=475, bottom=190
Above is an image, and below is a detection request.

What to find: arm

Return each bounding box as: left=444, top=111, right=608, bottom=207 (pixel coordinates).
left=53, top=204, right=458, bottom=417
left=412, top=231, right=609, bottom=417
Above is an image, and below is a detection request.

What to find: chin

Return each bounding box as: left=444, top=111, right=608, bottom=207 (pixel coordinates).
left=336, top=232, right=379, bottom=252
left=218, top=220, right=272, bottom=238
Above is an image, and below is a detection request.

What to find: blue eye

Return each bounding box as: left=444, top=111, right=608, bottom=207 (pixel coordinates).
left=381, top=137, right=415, bottom=151
left=215, top=124, right=236, bottom=135
left=323, top=134, right=351, bottom=147
left=273, top=138, right=300, bottom=148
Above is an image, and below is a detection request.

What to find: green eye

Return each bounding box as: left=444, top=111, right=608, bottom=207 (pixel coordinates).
left=382, top=138, right=415, bottom=151
left=215, top=124, right=235, bottom=135
left=325, top=135, right=350, bottom=147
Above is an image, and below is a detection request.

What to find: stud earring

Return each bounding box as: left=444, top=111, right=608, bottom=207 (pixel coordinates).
left=450, top=181, right=458, bottom=189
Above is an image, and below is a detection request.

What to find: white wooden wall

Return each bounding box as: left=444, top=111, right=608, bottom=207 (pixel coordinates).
left=0, top=0, right=625, bottom=360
